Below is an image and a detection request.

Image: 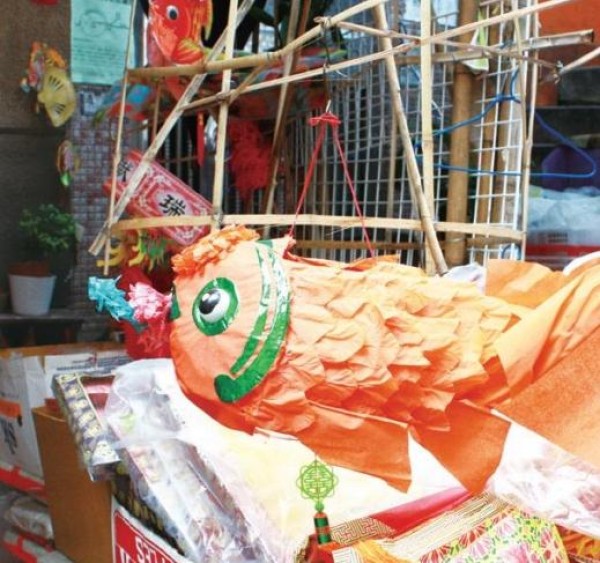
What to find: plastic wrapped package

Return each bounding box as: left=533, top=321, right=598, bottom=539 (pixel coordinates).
left=527, top=186, right=600, bottom=268
left=2, top=530, right=70, bottom=563
left=52, top=372, right=120, bottom=481
left=106, top=363, right=250, bottom=562
left=487, top=422, right=600, bottom=541
left=105, top=359, right=412, bottom=562
left=4, top=496, right=53, bottom=542
left=0, top=486, right=20, bottom=563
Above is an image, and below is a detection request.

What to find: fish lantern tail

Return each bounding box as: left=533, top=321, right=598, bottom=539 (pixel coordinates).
left=411, top=401, right=510, bottom=492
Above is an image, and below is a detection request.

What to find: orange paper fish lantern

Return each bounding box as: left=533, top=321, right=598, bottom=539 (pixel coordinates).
left=170, top=226, right=600, bottom=492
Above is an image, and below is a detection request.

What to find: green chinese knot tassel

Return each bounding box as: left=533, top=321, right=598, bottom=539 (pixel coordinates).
left=297, top=459, right=338, bottom=545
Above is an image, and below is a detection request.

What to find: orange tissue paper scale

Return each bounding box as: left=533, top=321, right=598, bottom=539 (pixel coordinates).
left=169, top=225, right=600, bottom=493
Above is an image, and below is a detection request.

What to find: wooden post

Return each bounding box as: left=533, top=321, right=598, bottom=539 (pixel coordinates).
left=445, top=0, right=478, bottom=267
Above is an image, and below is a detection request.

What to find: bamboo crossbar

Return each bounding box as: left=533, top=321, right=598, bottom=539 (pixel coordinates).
left=110, top=215, right=524, bottom=242
left=331, top=22, right=581, bottom=70
left=559, top=44, right=600, bottom=75
left=128, top=0, right=574, bottom=83
left=181, top=28, right=592, bottom=113
left=128, top=0, right=387, bottom=81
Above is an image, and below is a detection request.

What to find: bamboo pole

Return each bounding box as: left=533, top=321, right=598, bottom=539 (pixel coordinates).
left=89, top=0, right=256, bottom=255
left=110, top=214, right=524, bottom=241
left=445, top=0, right=478, bottom=267
left=211, top=0, right=240, bottom=231
left=394, top=29, right=592, bottom=66
left=420, top=0, right=436, bottom=273
left=558, top=44, right=600, bottom=75
left=101, top=0, right=138, bottom=275
left=262, top=0, right=307, bottom=229
left=520, top=12, right=540, bottom=259
left=427, top=0, right=573, bottom=45
left=332, top=20, right=559, bottom=70
left=475, top=21, right=502, bottom=247
left=372, top=3, right=448, bottom=275
left=176, top=27, right=590, bottom=115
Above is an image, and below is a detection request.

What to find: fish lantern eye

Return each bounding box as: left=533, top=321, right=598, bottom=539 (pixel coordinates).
left=192, top=278, right=239, bottom=336
left=166, top=5, right=179, bottom=20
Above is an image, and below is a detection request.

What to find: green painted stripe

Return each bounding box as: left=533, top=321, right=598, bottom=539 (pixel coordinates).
left=214, top=243, right=290, bottom=403
left=230, top=246, right=271, bottom=374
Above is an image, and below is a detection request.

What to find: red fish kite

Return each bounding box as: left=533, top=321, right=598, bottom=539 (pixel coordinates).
left=149, top=0, right=213, bottom=65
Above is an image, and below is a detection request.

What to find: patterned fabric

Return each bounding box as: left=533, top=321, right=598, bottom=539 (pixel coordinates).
left=326, top=495, right=570, bottom=563
left=418, top=506, right=568, bottom=563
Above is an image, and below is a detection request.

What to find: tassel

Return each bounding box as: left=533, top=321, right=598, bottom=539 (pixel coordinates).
left=313, top=510, right=332, bottom=545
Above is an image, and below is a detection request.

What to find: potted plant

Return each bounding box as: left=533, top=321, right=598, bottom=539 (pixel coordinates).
left=8, top=204, right=77, bottom=316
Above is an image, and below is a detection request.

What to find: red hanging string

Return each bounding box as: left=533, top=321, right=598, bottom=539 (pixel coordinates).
left=287, top=112, right=375, bottom=259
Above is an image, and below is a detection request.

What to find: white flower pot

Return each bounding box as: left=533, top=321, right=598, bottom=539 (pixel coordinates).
left=9, top=274, right=56, bottom=316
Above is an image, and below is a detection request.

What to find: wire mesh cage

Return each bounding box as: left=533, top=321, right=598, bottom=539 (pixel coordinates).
left=97, top=0, right=542, bottom=273
left=276, top=0, right=536, bottom=266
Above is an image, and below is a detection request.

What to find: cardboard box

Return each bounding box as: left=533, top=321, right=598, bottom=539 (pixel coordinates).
left=0, top=343, right=128, bottom=477
left=33, top=406, right=112, bottom=563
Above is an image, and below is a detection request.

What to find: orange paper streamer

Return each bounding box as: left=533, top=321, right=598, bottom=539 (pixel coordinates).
left=170, top=226, right=600, bottom=492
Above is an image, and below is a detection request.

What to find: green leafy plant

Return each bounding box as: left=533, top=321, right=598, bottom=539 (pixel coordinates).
left=19, top=204, right=77, bottom=258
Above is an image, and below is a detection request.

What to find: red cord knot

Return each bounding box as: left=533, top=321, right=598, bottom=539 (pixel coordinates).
left=308, top=112, right=341, bottom=128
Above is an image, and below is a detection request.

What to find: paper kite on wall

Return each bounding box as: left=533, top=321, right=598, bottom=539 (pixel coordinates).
left=21, top=42, right=76, bottom=127
left=169, top=225, right=600, bottom=493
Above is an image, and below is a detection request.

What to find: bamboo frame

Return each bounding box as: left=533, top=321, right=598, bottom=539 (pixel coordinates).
left=262, top=0, right=307, bottom=226
left=127, top=0, right=572, bottom=83
left=109, top=214, right=525, bottom=242
left=92, top=0, right=583, bottom=271
left=89, top=0, right=257, bottom=255
left=373, top=3, right=448, bottom=275
left=558, top=44, right=600, bottom=75
left=175, top=27, right=589, bottom=115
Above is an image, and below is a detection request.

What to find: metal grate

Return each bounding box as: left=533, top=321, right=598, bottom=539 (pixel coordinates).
left=152, top=0, right=536, bottom=267
left=282, top=0, right=535, bottom=265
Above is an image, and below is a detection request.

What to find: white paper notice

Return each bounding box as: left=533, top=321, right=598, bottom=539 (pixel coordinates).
left=71, top=0, right=134, bottom=85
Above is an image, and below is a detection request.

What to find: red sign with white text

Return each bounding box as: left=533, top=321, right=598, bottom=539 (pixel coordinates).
left=113, top=503, right=186, bottom=563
